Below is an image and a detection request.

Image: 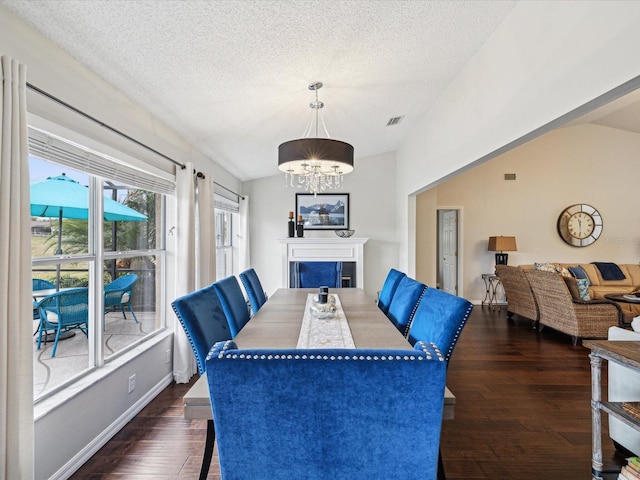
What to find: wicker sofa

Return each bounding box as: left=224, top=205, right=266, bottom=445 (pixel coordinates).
left=525, top=269, right=623, bottom=345
left=495, top=265, right=538, bottom=323
left=520, top=263, right=640, bottom=318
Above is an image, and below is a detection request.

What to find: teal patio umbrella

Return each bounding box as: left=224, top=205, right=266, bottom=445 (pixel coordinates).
left=30, top=174, right=147, bottom=287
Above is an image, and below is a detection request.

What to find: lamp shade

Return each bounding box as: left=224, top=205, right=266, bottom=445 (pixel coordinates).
left=278, top=138, right=354, bottom=175
left=487, top=236, right=517, bottom=252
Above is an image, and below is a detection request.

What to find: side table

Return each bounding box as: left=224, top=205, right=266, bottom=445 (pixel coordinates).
left=583, top=340, right=640, bottom=480
left=481, top=273, right=503, bottom=310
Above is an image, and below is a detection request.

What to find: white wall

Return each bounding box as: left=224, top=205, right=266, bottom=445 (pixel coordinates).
left=397, top=1, right=640, bottom=274
left=243, top=151, right=397, bottom=299
left=418, top=124, right=640, bottom=304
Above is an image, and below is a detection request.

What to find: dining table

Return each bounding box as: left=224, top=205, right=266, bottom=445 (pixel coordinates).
left=183, top=287, right=455, bottom=479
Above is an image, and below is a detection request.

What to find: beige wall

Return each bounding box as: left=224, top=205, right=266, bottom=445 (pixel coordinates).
left=398, top=2, right=640, bottom=274
left=417, top=123, right=640, bottom=303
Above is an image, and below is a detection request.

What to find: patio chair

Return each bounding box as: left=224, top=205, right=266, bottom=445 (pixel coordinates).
left=36, top=287, right=89, bottom=357
left=239, top=268, right=267, bottom=315
left=32, top=278, right=56, bottom=320
left=104, top=274, right=139, bottom=323
left=206, top=340, right=447, bottom=480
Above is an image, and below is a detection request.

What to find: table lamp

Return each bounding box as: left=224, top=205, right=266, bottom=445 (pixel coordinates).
left=488, top=236, right=517, bottom=266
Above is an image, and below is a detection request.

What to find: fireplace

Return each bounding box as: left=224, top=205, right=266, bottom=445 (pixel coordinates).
left=279, top=237, right=369, bottom=289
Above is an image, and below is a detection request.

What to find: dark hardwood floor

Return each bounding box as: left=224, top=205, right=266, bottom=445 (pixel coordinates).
left=70, top=306, right=628, bottom=479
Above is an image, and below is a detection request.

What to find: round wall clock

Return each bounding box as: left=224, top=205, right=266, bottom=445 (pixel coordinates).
left=557, top=204, right=603, bottom=247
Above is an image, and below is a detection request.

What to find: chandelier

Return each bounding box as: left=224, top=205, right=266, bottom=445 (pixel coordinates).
left=278, top=82, right=354, bottom=195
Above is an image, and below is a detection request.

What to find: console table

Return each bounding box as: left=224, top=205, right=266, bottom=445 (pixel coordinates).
left=584, top=340, right=640, bottom=480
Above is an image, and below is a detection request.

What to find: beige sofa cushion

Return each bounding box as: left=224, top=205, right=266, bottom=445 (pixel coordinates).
left=627, top=264, right=640, bottom=287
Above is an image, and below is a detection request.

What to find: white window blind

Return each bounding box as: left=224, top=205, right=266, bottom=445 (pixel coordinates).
left=214, top=194, right=239, bottom=213
left=28, top=126, right=176, bottom=194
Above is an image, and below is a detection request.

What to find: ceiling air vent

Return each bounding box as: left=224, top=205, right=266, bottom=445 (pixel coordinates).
left=386, top=116, right=404, bottom=126
left=504, top=173, right=517, bottom=181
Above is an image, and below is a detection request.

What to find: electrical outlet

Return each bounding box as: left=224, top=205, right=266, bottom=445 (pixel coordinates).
left=165, top=349, right=171, bottom=364
left=128, top=374, right=136, bottom=393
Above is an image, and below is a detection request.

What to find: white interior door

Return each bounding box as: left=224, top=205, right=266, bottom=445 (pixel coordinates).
left=441, top=210, right=458, bottom=295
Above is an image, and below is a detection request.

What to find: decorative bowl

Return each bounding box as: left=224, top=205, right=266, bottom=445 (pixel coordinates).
left=335, top=230, right=355, bottom=238
left=310, top=301, right=337, bottom=319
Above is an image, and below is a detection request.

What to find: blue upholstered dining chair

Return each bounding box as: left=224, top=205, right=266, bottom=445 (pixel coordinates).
left=239, top=268, right=267, bottom=315
left=171, top=283, right=233, bottom=480
left=36, top=287, right=89, bottom=357
left=293, top=261, right=342, bottom=288
left=212, top=276, right=251, bottom=337
left=377, top=268, right=406, bottom=315
left=171, top=283, right=233, bottom=374
left=406, top=287, right=474, bottom=364
left=405, top=287, right=473, bottom=480
left=386, top=276, right=427, bottom=337
left=104, top=273, right=139, bottom=323
left=206, top=340, right=447, bottom=480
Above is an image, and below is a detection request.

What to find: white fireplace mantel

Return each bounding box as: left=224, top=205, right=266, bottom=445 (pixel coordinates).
left=279, top=237, right=369, bottom=289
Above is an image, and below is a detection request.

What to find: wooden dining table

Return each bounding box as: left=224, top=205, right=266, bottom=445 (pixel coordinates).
left=183, top=288, right=455, bottom=479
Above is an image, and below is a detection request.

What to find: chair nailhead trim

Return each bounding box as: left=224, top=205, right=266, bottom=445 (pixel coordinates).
left=218, top=352, right=428, bottom=361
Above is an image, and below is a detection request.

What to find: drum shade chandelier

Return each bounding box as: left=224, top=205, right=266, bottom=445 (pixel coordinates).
left=278, top=82, right=354, bottom=195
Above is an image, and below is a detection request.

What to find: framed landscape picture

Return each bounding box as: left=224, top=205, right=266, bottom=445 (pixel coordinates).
left=295, top=193, right=349, bottom=230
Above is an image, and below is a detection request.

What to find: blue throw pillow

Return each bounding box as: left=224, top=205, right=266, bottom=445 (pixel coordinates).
left=568, top=265, right=591, bottom=286
left=576, top=278, right=591, bottom=301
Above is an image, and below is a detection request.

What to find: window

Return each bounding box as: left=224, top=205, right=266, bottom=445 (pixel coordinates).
left=29, top=127, right=173, bottom=400
left=214, top=194, right=239, bottom=280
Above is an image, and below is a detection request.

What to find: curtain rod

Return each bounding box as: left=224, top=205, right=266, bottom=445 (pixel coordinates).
left=27, top=82, right=186, bottom=169
left=214, top=181, right=245, bottom=200
left=27, top=82, right=245, bottom=200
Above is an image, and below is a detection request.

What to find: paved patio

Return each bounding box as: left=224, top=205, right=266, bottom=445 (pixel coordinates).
left=33, top=310, right=159, bottom=398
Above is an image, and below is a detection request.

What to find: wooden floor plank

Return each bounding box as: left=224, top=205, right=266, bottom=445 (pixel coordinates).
left=70, top=306, right=629, bottom=479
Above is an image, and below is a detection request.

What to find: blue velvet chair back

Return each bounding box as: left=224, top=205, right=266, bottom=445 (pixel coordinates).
left=407, top=287, right=473, bottom=364
left=212, top=276, right=251, bottom=337
left=294, top=261, right=342, bottom=288
left=386, top=276, right=427, bottom=337
left=36, top=287, right=89, bottom=357
left=171, top=284, right=232, bottom=374
left=239, top=268, right=267, bottom=315
left=377, top=268, right=406, bottom=314
left=206, top=341, right=447, bottom=480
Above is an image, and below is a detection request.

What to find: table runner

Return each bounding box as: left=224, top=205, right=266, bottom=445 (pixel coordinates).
left=296, top=293, right=356, bottom=349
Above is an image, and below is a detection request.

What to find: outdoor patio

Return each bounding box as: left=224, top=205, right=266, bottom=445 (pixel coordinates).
left=33, top=309, right=159, bottom=398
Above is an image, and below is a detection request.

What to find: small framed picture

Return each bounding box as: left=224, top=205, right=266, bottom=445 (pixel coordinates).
left=295, top=193, right=349, bottom=230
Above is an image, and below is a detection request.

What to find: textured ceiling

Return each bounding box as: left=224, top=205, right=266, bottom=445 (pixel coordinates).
left=1, top=0, right=524, bottom=180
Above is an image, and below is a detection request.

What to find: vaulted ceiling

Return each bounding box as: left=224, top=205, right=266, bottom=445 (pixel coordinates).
left=3, top=1, right=639, bottom=183
left=1, top=0, right=519, bottom=181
